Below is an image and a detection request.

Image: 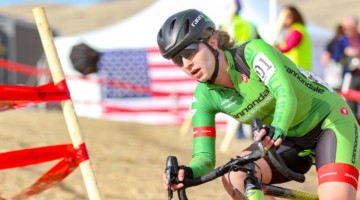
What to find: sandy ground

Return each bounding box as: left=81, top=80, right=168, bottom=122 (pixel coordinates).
left=0, top=109, right=321, bottom=200
left=0, top=1, right=359, bottom=199
left=0, top=109, right=357, bottom=200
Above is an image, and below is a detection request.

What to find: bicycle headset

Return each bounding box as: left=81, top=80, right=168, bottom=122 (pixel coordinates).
left=157, top=9, right=220, bottom=84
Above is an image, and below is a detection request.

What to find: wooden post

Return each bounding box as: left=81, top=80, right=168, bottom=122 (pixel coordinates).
left=270, top=7, right=288, bottom=46
left=32, top=6, right=103, bottom=200
left=180, top=107, right=192, bottom=136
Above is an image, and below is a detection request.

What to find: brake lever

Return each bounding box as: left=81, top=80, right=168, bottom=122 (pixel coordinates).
left=251, top=118, right=267, bottom=156
left=252, top=118, right=305, bottom=182
left=165, top=156, right=179, bottom=200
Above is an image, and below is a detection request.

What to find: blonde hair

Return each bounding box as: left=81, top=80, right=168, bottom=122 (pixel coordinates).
left=202, top=29, right=237, bottom=50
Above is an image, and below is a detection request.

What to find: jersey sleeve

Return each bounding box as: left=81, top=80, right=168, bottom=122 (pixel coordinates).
left=187, top=84, right=219, bottom=178
left=247, top=39, right=298, bottom=135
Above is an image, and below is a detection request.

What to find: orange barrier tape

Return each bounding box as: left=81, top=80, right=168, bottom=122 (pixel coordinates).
left=0, top=80, right=70, bottom=111
left=0, top=58, right=50, bottom=76
left=0, top=143, right=89, bottom=199
left=0, top=58, right=153, bottom=94
left=339, top=89, right=360, bottom=103
left=0, top=58, right=194, bottom=97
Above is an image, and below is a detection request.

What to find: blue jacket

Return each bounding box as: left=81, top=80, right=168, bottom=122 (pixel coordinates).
left=332, top=35, right=360, bottom=63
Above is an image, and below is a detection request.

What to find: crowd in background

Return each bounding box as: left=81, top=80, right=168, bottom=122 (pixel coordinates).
left=224, top=0, right=360, bottom=140
left=321, top=16, right=360, bottom=119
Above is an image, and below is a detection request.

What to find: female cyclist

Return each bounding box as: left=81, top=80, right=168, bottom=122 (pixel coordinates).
left=158, top=9, right=359, bottom=200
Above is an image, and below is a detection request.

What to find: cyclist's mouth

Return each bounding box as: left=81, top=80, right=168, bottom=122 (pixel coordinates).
left=191, top=68, right=201, bottom=76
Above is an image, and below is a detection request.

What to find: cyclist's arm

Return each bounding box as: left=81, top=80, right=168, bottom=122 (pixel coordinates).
left=246, top=39, right=298, bottom=138
left=187, top=84, right=219, bottom=178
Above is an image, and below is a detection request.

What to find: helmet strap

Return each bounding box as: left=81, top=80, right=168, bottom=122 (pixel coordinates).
left=202, top=41, right=220, bottom=84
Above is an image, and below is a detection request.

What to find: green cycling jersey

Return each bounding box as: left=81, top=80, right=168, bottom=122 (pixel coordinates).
left=188, top=39, right=344, bottom=178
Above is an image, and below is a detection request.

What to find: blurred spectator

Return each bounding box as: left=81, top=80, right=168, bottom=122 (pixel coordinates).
left=322, top=24, right=344, bottom=65
left=321, top=24, right=344, bottom=90
left=332, top=16, right=360, bottom=116
left=275, top=5, right=312, bottom=72
left=220, top=0, right=261, bottom=43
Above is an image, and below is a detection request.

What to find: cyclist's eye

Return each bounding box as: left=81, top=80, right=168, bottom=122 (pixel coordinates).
left=172, top=54, right=183, bottom=67
left=171, top=42, right=200, bottom=67
left=180, top=43, right=199, bottom=59
left=180, top=48, right=198, bottom=59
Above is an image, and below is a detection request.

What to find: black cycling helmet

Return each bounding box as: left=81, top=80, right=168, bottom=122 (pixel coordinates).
left=157, top=9, right=215, bottom=59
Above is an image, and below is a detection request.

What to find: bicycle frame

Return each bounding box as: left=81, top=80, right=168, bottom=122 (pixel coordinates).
left=165, top=118, right=319, bottom=200
left=242, top=160, right=318, bottom=200
left=166, top=151, right=319, bottom=200
left=262, top=184, right=318, bottom=200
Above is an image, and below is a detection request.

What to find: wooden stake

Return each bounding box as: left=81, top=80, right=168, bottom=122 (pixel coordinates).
left=270, top=7, right=289, bottom=46
left=32, top=6, right=103, bottom=200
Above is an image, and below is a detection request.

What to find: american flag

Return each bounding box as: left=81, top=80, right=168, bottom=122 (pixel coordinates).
left=96, top=47, right=228, bottom=127
left=0, top=50, right=228, bottom=127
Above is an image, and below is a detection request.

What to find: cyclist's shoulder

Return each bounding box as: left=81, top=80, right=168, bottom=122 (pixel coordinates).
left=194, top=82, right=230, bottom=93
left=226, top=39, right=268, bottom=53
left=194, top=82, right=215, bottom=97
left=232, top=39, right=275, bottom=60
left=193, top=82, right=232, bottom=103
left=246, top=39, right=273, bottom=50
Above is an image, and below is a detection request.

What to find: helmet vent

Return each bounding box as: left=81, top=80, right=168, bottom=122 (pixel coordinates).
left=184, top=19, right=190, bottom=35
left=169, top=19, right=176, bottom=35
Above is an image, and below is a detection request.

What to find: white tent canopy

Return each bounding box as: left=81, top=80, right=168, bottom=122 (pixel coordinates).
left=53, top=0, right=332, bottom=119
left=55, top=0, right=331, bottom=72
left=56, top=0, right=275, bottom=49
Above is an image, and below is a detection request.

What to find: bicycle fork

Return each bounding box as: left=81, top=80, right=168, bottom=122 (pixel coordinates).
left=244, top=175, right=266, bottom=200
left=243, top=163, right=266, bottom=200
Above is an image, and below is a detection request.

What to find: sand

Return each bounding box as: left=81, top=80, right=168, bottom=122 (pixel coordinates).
left=0, top=0, right=359, bottom=199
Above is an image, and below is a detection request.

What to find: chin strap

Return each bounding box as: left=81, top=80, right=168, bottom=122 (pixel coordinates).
left=202, top=41, right=220, bottom=84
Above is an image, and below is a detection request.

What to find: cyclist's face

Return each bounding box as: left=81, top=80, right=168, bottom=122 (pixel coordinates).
left=175, top=42, right=216, bottom=82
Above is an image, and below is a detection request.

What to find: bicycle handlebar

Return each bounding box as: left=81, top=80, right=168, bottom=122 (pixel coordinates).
left=252, top=118, right=305, bottom=183
left=268, top=147, right=305, bottom=183
left=167, top=149, right=265, bottom=200
left=166, top=118, right=306, bottom=200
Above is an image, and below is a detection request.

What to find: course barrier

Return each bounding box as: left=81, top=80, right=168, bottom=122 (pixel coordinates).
left=0, top=143, right=88, bottom=199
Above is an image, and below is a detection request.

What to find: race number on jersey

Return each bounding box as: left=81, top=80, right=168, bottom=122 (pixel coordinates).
left=253, top=52, right=275, bottom=85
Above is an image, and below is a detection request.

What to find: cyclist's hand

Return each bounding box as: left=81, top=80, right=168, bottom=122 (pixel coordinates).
left=254, top=126, right=284, bottom=150
left=162, top=169, right=185, bottom=191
